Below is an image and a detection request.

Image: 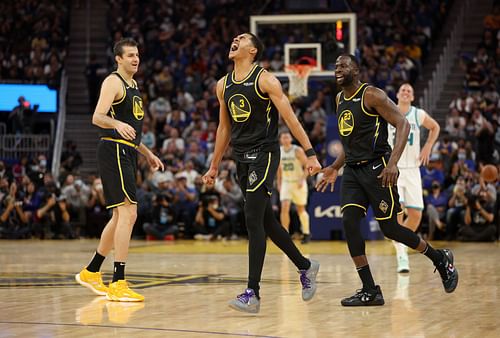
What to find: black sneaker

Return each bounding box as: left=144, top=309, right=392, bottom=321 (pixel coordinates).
left=301, top=234, right=311, bottom=244
left=435, top=249, right=458, bottom=293
left=341, top=285, right=385, bottom=306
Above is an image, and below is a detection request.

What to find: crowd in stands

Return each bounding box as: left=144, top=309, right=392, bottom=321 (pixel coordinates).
left=0, top=0, right=69, bottom=88
left=421, top=2, right=500, bottom=242
left=1, top=0, right=497, bottom=241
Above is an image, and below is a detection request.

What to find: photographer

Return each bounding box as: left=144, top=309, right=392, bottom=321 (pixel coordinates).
left=143, top=193, right=178, bottom=240
left=33, top=182, right=74, bottom=239
left=458, top=189, right=496, bottom=241
left=193, top=195, right=229, bottom=240
left=0, top=182, right=31, bottom=239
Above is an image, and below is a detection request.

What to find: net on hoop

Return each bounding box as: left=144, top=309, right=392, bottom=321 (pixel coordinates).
left=285, top=64, right=315, bottom=99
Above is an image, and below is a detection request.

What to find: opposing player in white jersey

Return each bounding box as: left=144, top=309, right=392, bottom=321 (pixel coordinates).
left=388, top=83, right=440, bottom=273
left=277, top=131, right=311, bottom=244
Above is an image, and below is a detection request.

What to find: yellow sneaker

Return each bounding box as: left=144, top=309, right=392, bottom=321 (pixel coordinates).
left=106, top=280, right=144, bottom=302
left=75, top=268, right=108, bottom=296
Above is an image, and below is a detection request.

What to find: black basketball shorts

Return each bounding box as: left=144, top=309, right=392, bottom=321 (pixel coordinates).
left=236, top=149, right=280, bottom=197
left=97, top=139, right=138, bottom=209
left=341, top=156, right=403, bottom=220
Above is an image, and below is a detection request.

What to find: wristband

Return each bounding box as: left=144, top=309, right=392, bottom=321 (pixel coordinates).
left=305, top=148, right=316, bottom=157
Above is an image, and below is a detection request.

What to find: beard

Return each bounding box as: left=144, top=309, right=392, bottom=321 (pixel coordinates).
left=340, top=72, right=354, bottom=86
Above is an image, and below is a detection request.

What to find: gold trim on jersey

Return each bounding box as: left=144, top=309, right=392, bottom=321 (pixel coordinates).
left=115, top=144, right=137, bottom=205
left=341, top=203, right=367, bottom=214
left=228, top=93, right=251, bottom=122
left=106, top=201, right=126, bottom=209
left=361, top=85, right=378, bottom=117
left=246, top=152, right=272, bottom=192
left=231, top=64, right=258, bottom=84
left=222, top=74, right=228, bottom=97
left=101, top=137, right=138, bottom=149
left=254, top=68, right=269, bottom=100
left=374, top=156, right=395, bottom=220
left=343, top=83, right=367, bottom=101
left=112, top=81, right=127, bottom=105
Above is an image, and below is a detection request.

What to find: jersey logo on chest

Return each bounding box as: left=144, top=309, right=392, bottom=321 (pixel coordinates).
left=228, top=94, right=251, bottom=122
left=133, top=96, right=144, bottom=120
left=338, top=110, right=354, bottom=136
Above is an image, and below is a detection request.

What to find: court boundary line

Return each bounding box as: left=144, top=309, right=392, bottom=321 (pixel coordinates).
left=0, top=320, right=283, bottom=338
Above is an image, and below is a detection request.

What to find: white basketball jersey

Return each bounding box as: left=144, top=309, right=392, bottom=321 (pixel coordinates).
left=280, top=145, right=304, bottom=182
left=388, top=106, right=426, bottom=168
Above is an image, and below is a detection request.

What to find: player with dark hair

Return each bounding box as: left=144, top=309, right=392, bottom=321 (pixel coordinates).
left=316, top=54, right=458, bottom=306
left=76, top=38, right=164, bottom=302
left=203, top=33, right=321, bottom=313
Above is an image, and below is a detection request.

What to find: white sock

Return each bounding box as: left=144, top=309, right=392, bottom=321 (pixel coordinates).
left=298, top=211, right=310, bottom=235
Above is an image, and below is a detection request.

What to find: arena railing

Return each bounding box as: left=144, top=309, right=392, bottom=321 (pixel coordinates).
left=419, top=0, right=470, bottom=114
left=0, top=134, right=51, bottom=160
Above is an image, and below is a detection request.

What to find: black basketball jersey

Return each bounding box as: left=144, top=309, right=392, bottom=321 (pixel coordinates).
left=336, top=83, right=391, bottom=165
left=223, top=64, right=279, bottom=157
left=99, top=72, right=144, bottom=145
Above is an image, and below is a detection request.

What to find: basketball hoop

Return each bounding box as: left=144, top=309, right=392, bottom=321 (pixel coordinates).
left=285, top=60, right=316, bottom=99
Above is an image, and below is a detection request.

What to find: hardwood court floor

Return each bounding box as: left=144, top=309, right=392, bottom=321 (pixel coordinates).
left=0, top=239, right=499, bottom=338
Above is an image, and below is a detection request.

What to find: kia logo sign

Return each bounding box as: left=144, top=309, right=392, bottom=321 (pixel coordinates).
left=314, top=205, right=342, bottom=218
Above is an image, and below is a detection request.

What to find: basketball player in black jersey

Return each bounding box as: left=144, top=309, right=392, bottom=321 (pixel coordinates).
left=202, top=33, right=321, bottom=313
left=76, top=38, right=163, bottom=302
left=316, top=55, right=458, bottom=306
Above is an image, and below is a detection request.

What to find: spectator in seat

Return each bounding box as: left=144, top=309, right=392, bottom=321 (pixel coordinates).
left=424, top=180, right=448, bottom=240
left=445, top=177, right=467, bottom=240
left=33, top=183, right=74, bottom=239
left=143, top=193, right=178, bottom=240
left=0, top=181, right=31, bottom=239
left=86, top=178, right=108, bottom=238
left=61, top=140, right=83, bottom=174
left=458, top=188, right=496, bottom=241
left=193, top=195, right=229, bottom=240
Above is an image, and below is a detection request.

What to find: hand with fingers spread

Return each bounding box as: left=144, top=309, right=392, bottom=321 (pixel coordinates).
left=377, top=163, right=399, bottom=188
left=115, top=121, right=136, bottom=140
left=315, top=166, right=339, bottom=193
left=202, top=167, right=218, bottom=187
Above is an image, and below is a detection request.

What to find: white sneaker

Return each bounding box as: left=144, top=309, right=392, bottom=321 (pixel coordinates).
left=397, top=253, right=410, bottom=273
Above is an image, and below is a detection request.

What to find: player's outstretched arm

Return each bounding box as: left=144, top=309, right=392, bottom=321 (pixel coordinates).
left=203, top=77, right=231, bottom=186
left=364, top=86, right=409, bottom=187
left=92, top=75, right=136, bottom=141
left=420, top=112, right=440, bottom=166
left=259, top=71, right=321, bottom=175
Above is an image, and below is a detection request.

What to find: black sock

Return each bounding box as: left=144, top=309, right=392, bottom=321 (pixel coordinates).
left=112, top=262, right=125, bottom=282
left=357, top=265, right=376, bottom=291
left=420, top=243, right=443, bottom=265
left=87, top=251, right=106, bottom=273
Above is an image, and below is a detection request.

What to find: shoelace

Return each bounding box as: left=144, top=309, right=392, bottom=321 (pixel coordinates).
left=299, top=271, right=311, bottom=289
left=237, top=290, right=253, bottom=303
